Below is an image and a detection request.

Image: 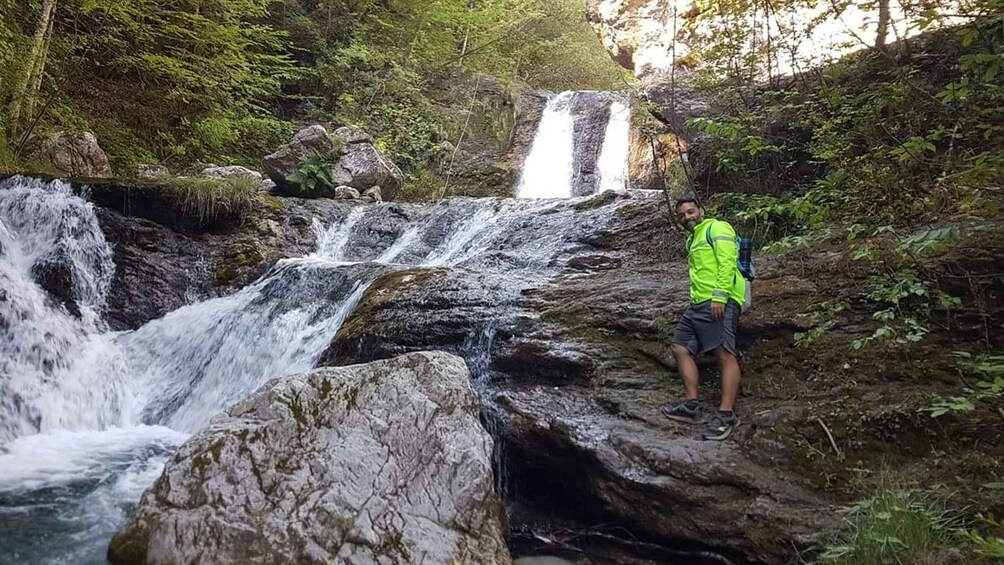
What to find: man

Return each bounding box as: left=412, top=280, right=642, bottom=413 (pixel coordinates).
left=663, top=198, right=745, bottom=441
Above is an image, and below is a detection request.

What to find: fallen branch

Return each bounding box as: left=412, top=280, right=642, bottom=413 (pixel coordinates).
left=816, top=417, right=844, bottom=460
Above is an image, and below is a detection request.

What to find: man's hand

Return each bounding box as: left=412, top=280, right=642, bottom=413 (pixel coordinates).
left=711, top=301, right=726, bottom=321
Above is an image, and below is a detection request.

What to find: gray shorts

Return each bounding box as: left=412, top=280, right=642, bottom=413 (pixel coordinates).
left=671, top=300, right=741, bottom=357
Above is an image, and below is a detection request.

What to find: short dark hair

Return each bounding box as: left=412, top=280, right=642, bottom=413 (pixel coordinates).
left=674, top=197, right=702, bottom=211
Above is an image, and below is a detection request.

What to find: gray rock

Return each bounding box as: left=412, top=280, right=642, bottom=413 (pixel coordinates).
left=363, top=186, right=383, bottom=202
left=29, top=131, right=112, bottom=178
left=334, top=125, right=373, bottom=145
left=200, top=165, right=263, bottom=182
left=266, top=125, right=403, bottom=201
left=108, top=351, right=510, bottom=565
left=263, top=125, right=336, bottom=193
left=332, top=142, right=404, bottom=201
left=136, top=164, right=168, bottom=180
left=333, top=185, right=360, bottom=200
left=259, top=178, right=276, bottom=193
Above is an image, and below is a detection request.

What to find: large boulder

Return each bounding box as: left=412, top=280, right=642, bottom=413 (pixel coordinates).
left=29, top=131, right=113, bottom=178
left=107, top=351, right=510, bottom=565
left=263, top=125, right=336, bottom=194
left=264, top=125, right=403, bottom=201
left=331, top=139, right=404, bottom=200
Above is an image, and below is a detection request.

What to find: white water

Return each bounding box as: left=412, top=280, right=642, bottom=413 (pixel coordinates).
left=597, top=97, right=631, bottom=193
left=517, top=91, right=576, bottom=199
left=0, top=175, right=643, bottom=564
left=517, top=91, right=632, bottom=199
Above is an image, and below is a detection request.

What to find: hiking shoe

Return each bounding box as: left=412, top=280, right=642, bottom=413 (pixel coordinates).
left=662, top=400, right=704, bottom=424
left=702, top=412, right=740, bottom=441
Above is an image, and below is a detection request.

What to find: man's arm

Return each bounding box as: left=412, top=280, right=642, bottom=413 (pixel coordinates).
left=709, top=221, right=738, bottom=318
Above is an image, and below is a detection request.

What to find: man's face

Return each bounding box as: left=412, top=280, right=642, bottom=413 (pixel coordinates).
left=676, top=202, right=704, bottom=232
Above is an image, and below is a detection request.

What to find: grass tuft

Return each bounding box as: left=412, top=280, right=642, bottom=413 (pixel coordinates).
left=157, top=175, right=262, bottom=226
left=818, top=487, right=962, bottom=565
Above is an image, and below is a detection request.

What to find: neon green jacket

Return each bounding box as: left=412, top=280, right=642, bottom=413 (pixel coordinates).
left=685, top=218, right=746, bottom=305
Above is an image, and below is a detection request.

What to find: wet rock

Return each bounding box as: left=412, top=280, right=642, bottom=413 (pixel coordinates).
left=28, top=131, right=112, bottom=178
left=333, top=185, right=360, bottom=200
left=135, top=164, right=168, bottom=180
left=321, top=195, right=841, bottom=563
left=108, top=351, right=510, bottom=565
left=570, top=92, right=618, bottom=197
left=200, top=165, right=263, bottom=182
left=30, top=257, right=79, bottom=317
left=566, top=254, right=623, bottom=272
left=363, top=186, right=383, bottom=203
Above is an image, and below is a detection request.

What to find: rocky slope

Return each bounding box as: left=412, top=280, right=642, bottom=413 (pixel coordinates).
left=320, top=192, right=1004, bottom=563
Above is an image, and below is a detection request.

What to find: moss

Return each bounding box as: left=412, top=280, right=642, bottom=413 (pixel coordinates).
left=574, top=190, right=620, bottom=211
left=209, top=440, right=224, bottom=462
left=190, top=452, right=213, bottom=475
left=213, top=241, right=267, bottom=287
left=283, top=392, right=309, bottom=429
left=319, top=378, right=333, bottom=400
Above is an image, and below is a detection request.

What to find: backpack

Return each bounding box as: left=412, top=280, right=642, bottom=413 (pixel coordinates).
left=705, top=221, right=755, bottom=311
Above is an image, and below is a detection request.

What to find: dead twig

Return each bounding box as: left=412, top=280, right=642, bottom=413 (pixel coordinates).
left=816, top=417, right=844, bottom=460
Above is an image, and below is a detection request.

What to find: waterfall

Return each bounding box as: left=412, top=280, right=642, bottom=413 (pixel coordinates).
left=0, top=176, right=643, bottom=564
left=597, top=97, right=631, bottom=193
left=517, top=91, right=631, bottom=199
left=516, top=92, right=576, bottom=199
left=0, top=178, right=129, bottom=442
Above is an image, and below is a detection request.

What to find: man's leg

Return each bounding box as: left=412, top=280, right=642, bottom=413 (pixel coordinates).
left=715, top=347, right=741, bottom=412
left=664, top=309, right=704, bottom=424
left=672, top=344, right=700, bottom=400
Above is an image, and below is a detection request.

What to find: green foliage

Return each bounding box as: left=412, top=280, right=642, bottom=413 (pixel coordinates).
left=287, top=150, right=340, bottom=197
left=850, top=270, right=960, bottom=351
left=923, top=352, right=1004, bottom=418
left=818, top=488, right=959, bottom=565
left=2, top=0, right=623, bottom=182
left=688, top=1, right=1004, bottom=225
left=958, top=513, right=1004, bottom=559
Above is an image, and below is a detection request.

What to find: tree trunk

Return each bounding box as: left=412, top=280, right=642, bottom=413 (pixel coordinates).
left=22, top=4, right=56, bottom=130
left=8, top=0, right=57, bottom=136
left=875, top=0, right=890, bottom=50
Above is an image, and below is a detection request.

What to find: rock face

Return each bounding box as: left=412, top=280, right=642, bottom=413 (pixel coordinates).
left=29, top=131, right=113, bottom=178
left=322, top=194, right=841, bottom=564
left=426, top=69, right=525, bottom=198
left=264, top=125, right=404, bottom=201
left=570, top=92, right=616, bottom=197
left=69, top=178, right=352, bottom=329
left=107, top=351, right=510, bottom=565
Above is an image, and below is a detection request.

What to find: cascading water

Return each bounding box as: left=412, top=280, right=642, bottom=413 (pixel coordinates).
left=516, top=91, right=576, bottom=199
left=596, top=97, right=631, bottom=193
left=517, top=91, right=632, bottom=199
left=0, top=175, right=644, bottom=564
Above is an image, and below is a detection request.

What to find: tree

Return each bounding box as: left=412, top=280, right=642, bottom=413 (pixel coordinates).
left=7, top=0, right=56, bottom=139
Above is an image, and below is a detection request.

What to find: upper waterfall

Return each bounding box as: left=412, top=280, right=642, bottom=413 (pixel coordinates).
left=516, top=91, right=630, bottom=199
